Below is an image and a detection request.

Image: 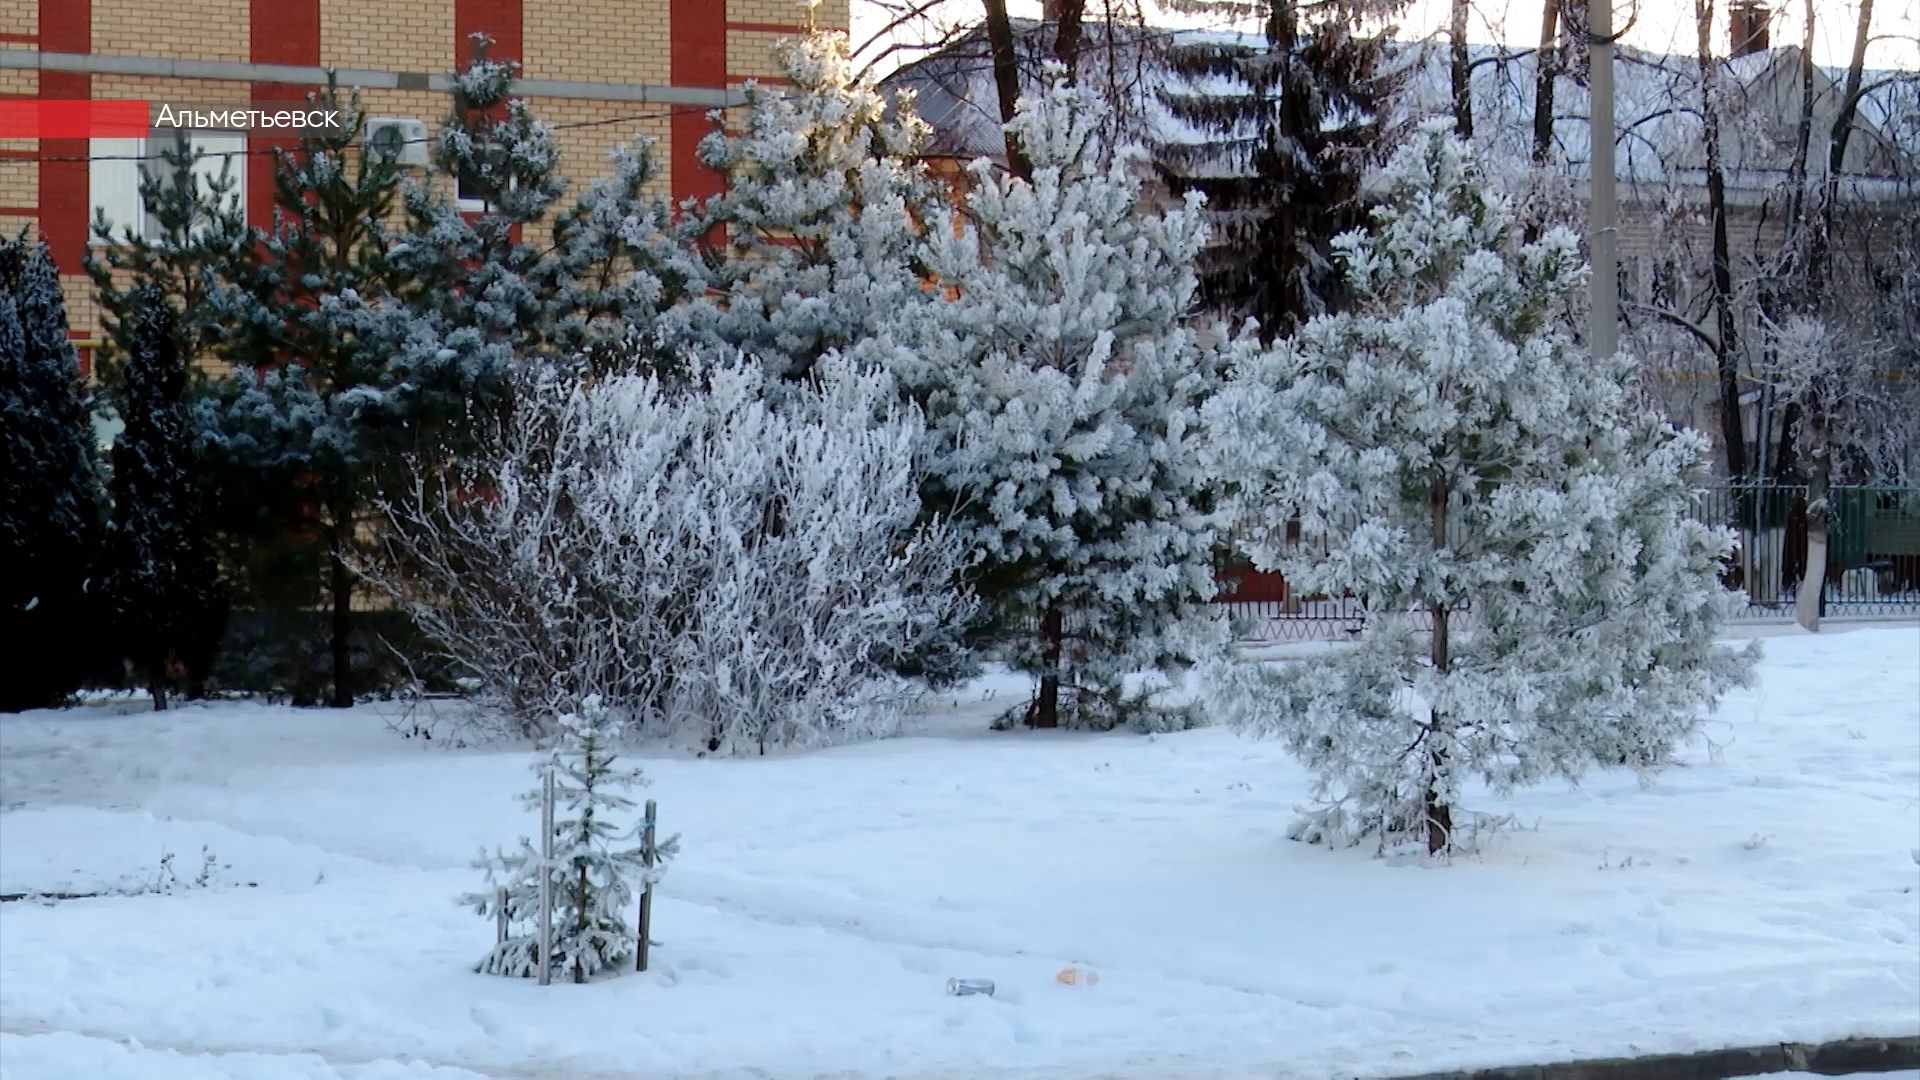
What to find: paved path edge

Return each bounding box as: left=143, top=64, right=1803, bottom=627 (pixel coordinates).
left=1382, top=1035, right=1920, bottom=1080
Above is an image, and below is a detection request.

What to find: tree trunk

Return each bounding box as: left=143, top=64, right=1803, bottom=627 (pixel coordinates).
left=1530, top=0, right=1559, bottom=165
left=1053, top=0, right=1086, bottom=85
left=1697, top=0, right=1747, bottom=480
left=1450, top=0, right=1474, bottom=138
left=1774, top=400, right=1801, bottom=481
left=574, top=861, right=589, bottom=984
left=1424, top=473, right=1453, bottom=856
left=1520, top=0, right=1559, bottom=245
left=327, top=516, right=353, bottom=709
left=148, top=674, right=169, bottom=712
left=983, top=0, right=1032, bottom=180
left=1794, top=414, right=1831, bottom=631
left=1784, top=0, right=1816, bottom=232
left=1791, top=0, right=1869, bottom=624
left=1809, top=0, right=1873, bottom=298
left=1030, top=603, right=1062, bottom=729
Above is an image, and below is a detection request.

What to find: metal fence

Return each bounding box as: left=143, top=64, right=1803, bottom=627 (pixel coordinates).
left=1220, top=483, right=1920, bottom=643
left=1699, top=483, right=1920, bottom=618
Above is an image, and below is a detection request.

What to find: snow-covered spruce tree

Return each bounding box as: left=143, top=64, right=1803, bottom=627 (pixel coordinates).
left=533, top=140, right=704, bottom=375
left=875, top=74, right=1236, bottom=730
left=85, top=141, right=242, bottom=705
left=201, top=79, right=505, bottom=707
left=0, top=238, right=108, bottom=712
left=1156, top=0, right=1403, bottom=336
left=468, top=694, right=677, bottom=983
left=1204, top=124, right=1757, bottom=855
left=106, top=288, right=227, bottom=709
left=688, top=25, right=937, bottom=380
left=397, top=34, right=564, bottom=357
left=368, top=354, right=975, bottom=750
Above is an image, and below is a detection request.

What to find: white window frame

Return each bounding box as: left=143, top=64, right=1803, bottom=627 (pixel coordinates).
left=454, top=169, right=495, bottom=213
left=89, top=136, right=146, bottom=243
left=90, top=129, right=247, bottom=244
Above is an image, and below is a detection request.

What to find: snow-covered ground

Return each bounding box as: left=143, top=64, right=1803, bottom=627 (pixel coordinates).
left=1, top=627, right=1915, bottom=1080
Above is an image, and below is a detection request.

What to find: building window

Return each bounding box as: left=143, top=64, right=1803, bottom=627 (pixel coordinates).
left=455, top=169, right=496, bottom=213
left=88, top=137, right=143, bottom=241
left=89, top=129, right=247, bottom=242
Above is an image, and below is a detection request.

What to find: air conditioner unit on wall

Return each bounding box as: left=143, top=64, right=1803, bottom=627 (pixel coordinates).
left=365, top=117, right=429, bottom=167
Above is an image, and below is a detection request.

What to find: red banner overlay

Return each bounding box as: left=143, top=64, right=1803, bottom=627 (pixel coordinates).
left=0, top=100, right=150, bottom=140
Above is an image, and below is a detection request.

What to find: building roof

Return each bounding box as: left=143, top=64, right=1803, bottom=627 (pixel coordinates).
left=883, top=19, right=1920, bottom=197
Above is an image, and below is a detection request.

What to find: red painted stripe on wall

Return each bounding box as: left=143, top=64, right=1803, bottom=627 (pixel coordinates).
left=37, top=0, right=89, bottom=274
left=248, top=0, right=320, bottom=231
left=456, top=0, right=523, bottom=243
left=670, top=0, right=727, bottom=212
left=456, top=0, right=523, bottom=68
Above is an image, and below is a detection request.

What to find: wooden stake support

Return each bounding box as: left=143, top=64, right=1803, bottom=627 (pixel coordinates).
left=636, top=798, right=656, bottom=973
left=537, top=765, right=554, bottom=986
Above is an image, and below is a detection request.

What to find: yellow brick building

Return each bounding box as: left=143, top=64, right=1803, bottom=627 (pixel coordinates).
left=0, top=0, right=847, bottom=367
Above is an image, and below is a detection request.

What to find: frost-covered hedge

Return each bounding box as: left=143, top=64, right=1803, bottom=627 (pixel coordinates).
left=370, top=355, right=975, bottom=751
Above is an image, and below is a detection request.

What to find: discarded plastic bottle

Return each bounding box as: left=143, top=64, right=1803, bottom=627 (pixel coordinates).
left=946, top=978, right=995, bottom=997
left=1054, top=965, right=1100, bottom=987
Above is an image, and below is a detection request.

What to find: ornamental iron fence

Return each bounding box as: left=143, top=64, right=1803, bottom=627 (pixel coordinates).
left=1218, top=483, right=1920, bottom=643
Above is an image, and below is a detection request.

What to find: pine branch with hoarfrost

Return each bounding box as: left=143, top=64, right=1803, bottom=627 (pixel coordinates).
left=685, top=29, right=938, bottom=380
left=535, top=141, right=704, bottom=375
left=1205, top=123, right=1756, bottom=855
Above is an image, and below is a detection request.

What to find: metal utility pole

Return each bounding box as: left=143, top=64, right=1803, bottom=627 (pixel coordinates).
left=1589, top=0, right=1619, bottom=359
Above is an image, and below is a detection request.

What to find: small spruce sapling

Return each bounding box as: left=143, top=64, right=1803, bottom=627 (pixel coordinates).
left=468, top=696, right=676, bottom=982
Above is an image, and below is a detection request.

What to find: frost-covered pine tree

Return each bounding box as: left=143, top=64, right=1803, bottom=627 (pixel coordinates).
left=399, top=34, right=565, bottom=355
left=84, top=139, right=241, bottom=707
left=201, top=80, right=504, bottom=707
left=534, top=140, right=702, bottom=374
left=468, top=695, right=676, bottom=983
left=106, top=288, right=226, bottom=708
left=877, top=74, right=1236, bottom=729
left=689, top=22, right=936, bottom=379
left=0, top=238, right=108, bottom=712
left=1205, top=124, right=1757, bottom=854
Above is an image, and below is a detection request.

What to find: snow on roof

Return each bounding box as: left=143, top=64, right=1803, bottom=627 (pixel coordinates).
left=884, top=21, right=1919, bottom=193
